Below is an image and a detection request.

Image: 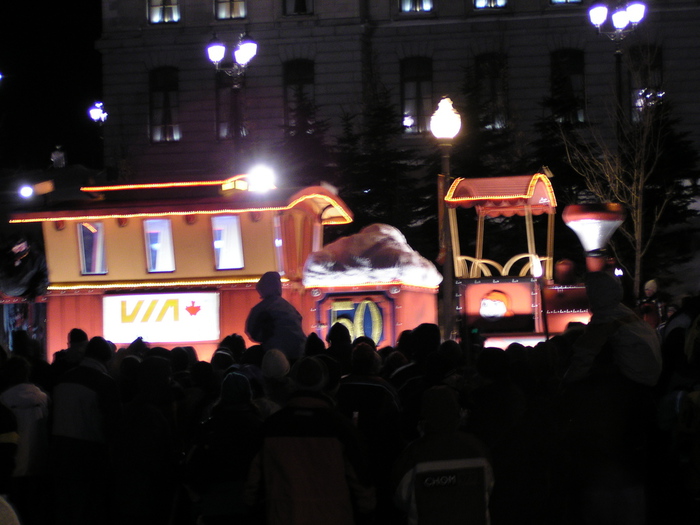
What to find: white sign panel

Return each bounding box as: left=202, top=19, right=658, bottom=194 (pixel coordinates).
left=103, top=292, right=220, bottom=344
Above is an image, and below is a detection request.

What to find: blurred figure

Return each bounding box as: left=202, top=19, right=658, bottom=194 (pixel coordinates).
left=393, top=386, right=493, bottom=525
left=245, top=271, right=307, bottom=362
left=52, top=336, right=121, bottom=525
left=0, top=356, right=50, bottom=525
left=245, top=356, right=375, bottom=525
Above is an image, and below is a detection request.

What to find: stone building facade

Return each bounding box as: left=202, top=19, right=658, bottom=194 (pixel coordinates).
left=97, top=0, right=700, bottom=182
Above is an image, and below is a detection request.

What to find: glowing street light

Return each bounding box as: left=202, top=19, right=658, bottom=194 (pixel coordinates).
left=206, top=33, right=258, bottom=151
left=589, top=2, right=646, bottom=40
left=431, top=97, right=461, bottom=341
left=88, top=102, right=108, bottom=124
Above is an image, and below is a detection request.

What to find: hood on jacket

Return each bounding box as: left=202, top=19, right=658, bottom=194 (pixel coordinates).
left=256, top=271, right=282, bottom=299
left=585, top=271, right=624, bottom=312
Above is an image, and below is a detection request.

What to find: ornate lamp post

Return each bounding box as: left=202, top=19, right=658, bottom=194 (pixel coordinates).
left=207, top=33, right=258, bottom=147
left=430, top=97, right=461, bottom=341
left=588, top=2, right=647, bottom=142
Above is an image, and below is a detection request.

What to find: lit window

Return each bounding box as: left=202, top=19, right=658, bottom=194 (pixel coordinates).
left=400, top=0, right=433, bottom=13
left=474, top=0, right=507, bottom=8
left=211, top=216, right=244, bottom=270
left=629, top=45, right=664, bottom=121
left=401, top=57, right=433, bottom=134
left=284, top=0, right=313, bottom=15
left=550, top=49, right=586, bottom=124
left=150, top=67, right=181, bottom=143
left=283, top=59, right=315, bottom=130
left=215, top=0, right=246, bottom=19
left=474, top=53, right=508, bottom=130
left=144, top=219, right=175, bottom=273
left=78, top=222, right=107, bottom=275
left=149, top=0, right=180, bottom=23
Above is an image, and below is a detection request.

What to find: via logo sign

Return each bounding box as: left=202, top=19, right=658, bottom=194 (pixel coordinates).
left=103, top=292, right=220, bottom=344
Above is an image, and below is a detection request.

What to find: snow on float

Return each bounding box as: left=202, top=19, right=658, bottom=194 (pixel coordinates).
left=3, top=174, right=440, bottom=361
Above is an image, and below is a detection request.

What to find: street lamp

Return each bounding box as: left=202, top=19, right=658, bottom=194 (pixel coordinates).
left=207, top=33, right=257, bottom=150
left=430, top=97, right=461, bottom=341
left=88, top=102, right=108, bottom=124
left=588, top=2, right=646, bottom=143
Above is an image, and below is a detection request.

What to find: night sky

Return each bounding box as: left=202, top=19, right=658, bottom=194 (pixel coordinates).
left=0, top=2, right=103, bottom=170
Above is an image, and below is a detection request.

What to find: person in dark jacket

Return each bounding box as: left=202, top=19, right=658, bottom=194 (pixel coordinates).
left=245, top=356, right=375, bottom=525
left=245, top=272, right=307, bottom=362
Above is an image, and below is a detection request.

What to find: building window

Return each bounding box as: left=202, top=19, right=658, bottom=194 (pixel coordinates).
left=78, top=222, right=107, bottom=275
left=211, top=216, right=244, bottom=270
left=144, top=219, right=175, bottom=273
left=215, top=0, right=246, bottom=19
left=283, top=59, right=315, bottom=129
left=150, top=67, right=181, bottom=143
left=401, top=57, right=433, bottom=134
left=550, top=49, right=586, bottom=124
left=474, top=0, right=507, bottom=8
left=400, top=0, right=433, bottom=12
left=149, top=0, right=180, bottom=23
left=284, top=0, right=313, bottom=15
left=474, top=53, right=508, bottom=130
left=629, top=45, right=664, bottom=121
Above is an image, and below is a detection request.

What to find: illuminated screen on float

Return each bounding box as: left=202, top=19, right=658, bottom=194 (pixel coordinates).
left=462, top=279, right=536, bottom=333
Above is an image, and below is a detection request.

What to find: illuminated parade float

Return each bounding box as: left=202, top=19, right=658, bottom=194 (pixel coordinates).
left=444, top=172, right=609, bottom=348
left=5, top=173, right=439, bottom=360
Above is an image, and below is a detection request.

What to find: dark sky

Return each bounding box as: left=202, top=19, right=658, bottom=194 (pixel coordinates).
left=0, top=2, right=103, bottom=170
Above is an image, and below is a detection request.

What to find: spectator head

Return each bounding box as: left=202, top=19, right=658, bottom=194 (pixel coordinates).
left=261, top=349, right=290, bottom=380
left=219, top=371, right=253, bottom=407
left=290, top=356, right=329, bottom=392
left=326, top=322, right=351, bottom=346
left=85, top=336, right=113, bottom=363
left=68, top=328, right=88, bottom=347
left=585, top=271, right=623, bottom=312
left=351, top=343, right=381, bottom=375
left=304, top=332, right=325, bottom=356
left=1, top=355, right=31, bottom=386
left=256, top=271, right=282, bottom=299
left=476, top=347, right=510, bottom=380
left=352, top=336, right=376, bottom=351
left=420, top=386, right=461, bottom=433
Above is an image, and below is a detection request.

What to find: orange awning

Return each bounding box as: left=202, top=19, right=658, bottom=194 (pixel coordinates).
left=445, top=173, right=557, bottom=217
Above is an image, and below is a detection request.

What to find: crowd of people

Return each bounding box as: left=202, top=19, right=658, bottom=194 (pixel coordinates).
left=0, top=270, right=699, bottom=525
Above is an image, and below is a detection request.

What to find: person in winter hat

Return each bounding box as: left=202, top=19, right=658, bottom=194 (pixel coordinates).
left=245, top=272, right=307, bottom=362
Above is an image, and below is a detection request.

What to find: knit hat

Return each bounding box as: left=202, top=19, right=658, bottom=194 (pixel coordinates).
left=290, top=356, right=328, bottom=392
left=220, top=371, right=253, bottom=405
left=262, top=349, right=290, bottom=379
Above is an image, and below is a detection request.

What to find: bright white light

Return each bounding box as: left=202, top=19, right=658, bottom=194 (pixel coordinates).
left=430, top=97, right=461, bottom=140
left=247, top=165, right=276, bottom=193
left=19, top=185, right=34, bottom=199
left=614, top=267, right=624, bottom=277
left=531, top=257, right=543, bottom=278
left=234, top=39, right=257, bottom=66
left=589, top=5, right=608, bottom=27
left=611, top=8, right=630, bottom=30
left=88, top=102, right=108, bottom=123
left=207, top=37, right=226, bottom=64
left=626, top=2, right=646, bottom=24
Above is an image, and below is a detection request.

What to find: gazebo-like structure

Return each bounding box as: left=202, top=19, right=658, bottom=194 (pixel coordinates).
left=445, top=172, right=557, bottom=280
